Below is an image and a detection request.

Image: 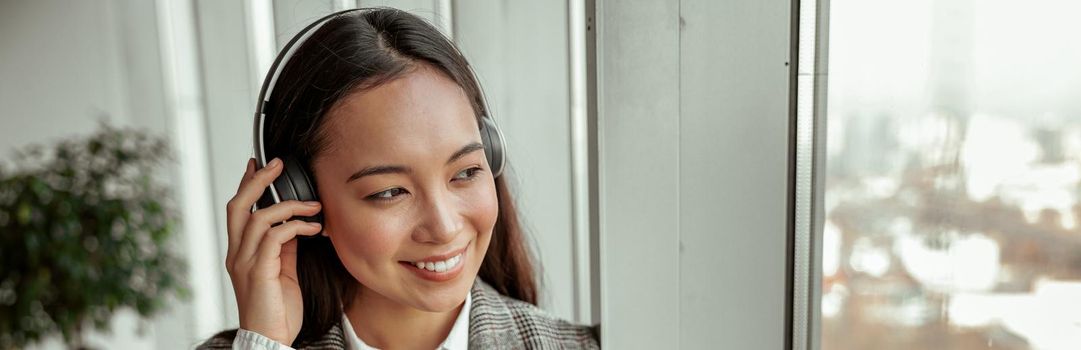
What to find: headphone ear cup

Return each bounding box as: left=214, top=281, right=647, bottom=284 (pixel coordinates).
left=280, top=155, right=324, bottom=231
left=479, top=116, right=505, bottom=178
left=272, top=165, right=298, bottom=202
left=282, top=155, right=318, bottom=202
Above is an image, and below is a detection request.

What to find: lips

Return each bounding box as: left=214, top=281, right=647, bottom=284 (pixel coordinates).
left=399, top=246, right=468, bottom=282
left=403, top=246, right=468, bottom=264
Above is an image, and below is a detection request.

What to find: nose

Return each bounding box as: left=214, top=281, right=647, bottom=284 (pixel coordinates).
left=412, top=189, right=465, bottom=244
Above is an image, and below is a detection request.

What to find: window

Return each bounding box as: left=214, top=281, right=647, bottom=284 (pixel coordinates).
left=820, top=0, right=1081, bottom=348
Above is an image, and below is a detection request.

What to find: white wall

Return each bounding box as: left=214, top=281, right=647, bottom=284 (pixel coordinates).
left=680, top=0, right=792, bottom=346
left=595, top=1, right=682, bottom=345
left=597, top=0, right=793, bottom=347
left=0, top=0, right=168, bottom=157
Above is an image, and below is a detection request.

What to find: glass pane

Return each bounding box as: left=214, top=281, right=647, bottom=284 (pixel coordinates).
left=821, top=0, right=1081, bottom=349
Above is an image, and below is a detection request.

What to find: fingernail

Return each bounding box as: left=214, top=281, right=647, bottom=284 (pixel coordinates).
left=307, top=222, right=322, bottom=228
left=304, top=201, right=321, bottom=206
left=268, top=158, right=281, bottom=168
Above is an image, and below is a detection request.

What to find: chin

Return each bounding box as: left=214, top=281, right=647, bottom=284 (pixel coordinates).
left=406, top=276, right=474, bottom=312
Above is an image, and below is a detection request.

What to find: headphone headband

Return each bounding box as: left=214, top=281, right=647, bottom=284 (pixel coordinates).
left=253, top=9, right=366, bottom=169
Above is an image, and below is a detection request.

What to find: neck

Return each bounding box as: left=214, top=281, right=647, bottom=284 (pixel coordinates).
left=344, top=286, right=463, bottom=349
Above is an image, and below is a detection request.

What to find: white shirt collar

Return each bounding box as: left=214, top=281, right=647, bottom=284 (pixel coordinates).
left=341, top=292, right=471, bottom=350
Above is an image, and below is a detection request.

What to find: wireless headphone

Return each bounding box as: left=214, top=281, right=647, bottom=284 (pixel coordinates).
left=252, top=8, right=507, bottom=235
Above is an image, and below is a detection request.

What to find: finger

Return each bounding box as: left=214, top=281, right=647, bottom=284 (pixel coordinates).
left=235, top=158, right=256, bottom=195
left=237, top=157, right=282, bottom=205
left=227, top=158, right=284, bottom=259
left=226, top=159, right=257, bottom=259
left=236, top=200, right=322, bottom=264
left=279, top=237, right=300, bottom=280
left=250, top=220, right=322, bottom=279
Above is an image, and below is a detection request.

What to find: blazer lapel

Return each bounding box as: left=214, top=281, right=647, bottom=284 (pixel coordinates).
left=467, top=279, right=525, bottom=349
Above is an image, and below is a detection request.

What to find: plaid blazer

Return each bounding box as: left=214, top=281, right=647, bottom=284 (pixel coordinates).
left=195, top=279, right=600, bottom=349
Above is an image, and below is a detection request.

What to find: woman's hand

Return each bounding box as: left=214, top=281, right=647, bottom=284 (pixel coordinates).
left=225, top=158, right=323, bottom=345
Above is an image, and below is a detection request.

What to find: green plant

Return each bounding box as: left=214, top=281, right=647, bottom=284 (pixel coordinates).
left=0, top=122, right=190, bottom=349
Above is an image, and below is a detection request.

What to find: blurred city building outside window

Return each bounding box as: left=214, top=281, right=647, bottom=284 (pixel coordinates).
left=821, top=0, right=1081, bottom=349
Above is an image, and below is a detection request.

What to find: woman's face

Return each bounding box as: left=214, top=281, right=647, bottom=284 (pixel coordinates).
left=311, top=65, right=498, bottom=312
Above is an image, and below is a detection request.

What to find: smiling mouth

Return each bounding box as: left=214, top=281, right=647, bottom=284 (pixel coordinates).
left=406, top=252, right=463, bottom=273
left=398, top=246, right=468, bottom=282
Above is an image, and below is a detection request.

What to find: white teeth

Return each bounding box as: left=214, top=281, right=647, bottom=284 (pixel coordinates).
left=412, top=253, right=462, bottom=273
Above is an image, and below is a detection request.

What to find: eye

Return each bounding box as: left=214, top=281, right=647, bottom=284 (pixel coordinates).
left=453, top=167, right=484, bottom=182
left=366, top=187, right=409, bottom=202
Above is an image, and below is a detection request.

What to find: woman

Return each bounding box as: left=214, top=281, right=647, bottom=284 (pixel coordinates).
left=196, top=7, right=599, bottom=350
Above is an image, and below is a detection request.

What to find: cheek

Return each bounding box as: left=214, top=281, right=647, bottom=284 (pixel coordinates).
left=323, top=200, right=409, bottom=273
left=467, top=181, right=499, bottom=255
left=479, top=188, right=499, bottom=232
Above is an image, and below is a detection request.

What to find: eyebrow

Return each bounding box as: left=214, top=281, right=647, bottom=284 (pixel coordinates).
left=345, top=142, right=485, bottom=183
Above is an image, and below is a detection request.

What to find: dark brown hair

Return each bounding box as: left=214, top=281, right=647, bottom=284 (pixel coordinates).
left=260, top=8, right=537, bottom=347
